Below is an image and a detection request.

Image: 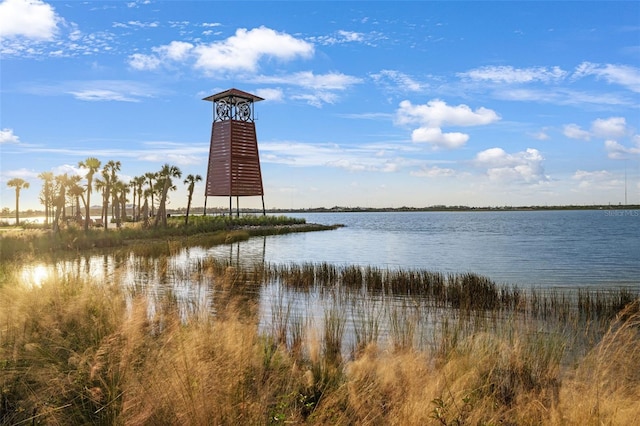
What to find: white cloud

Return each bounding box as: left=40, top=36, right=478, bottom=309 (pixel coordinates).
left=459, top=63, right=640, bottom=95
left=193, top=26, right=314, bottom=73
left=572, top=169, right=621, bottom=190
left=396, top=99, right=500, bottom=128
left=52, top=164, right=83, bottom=177
left=253, top=71, right=361, bottom=91
left=591, top=117, right=627, bottom=139
left=370, top=70, right=425, bottom=92
left=572, top=170, right=612, bottom=180
left=573, top=62, right=640, bottom=93
left=260, top=141, right=403, bottom=172
left=255, top=88, right=284, bottom=102
left=290, top=92, right=339, bottom=108
left=337, top=30, right=363, bottom=42
left=252, top=71, right=361, bottom=107
left=68, top=89, right=140, bottom=102
left=410, top=165, right=456, bottom=178
left=60, top=80, right=159, bottom=102
left=128, top=53, right=161, bottom=70
left=0, top=0, right=59, bottom=40
left=563, top=123, right=591, bottom=141
left=396, top=99, right=500, bottom=149
left=153, top=40, right=193, bottom=61
left=564, top=117, right=630, bottom=142
left=459, top=65, right=568, bottom=83
left=126, top=0, right=151, bottom=8
left=411, top=127, right=468, bottom=150
left=604, top=139, right=640, bottom=160
left=309, top=29, right=384, bottom=47
left=0, top=128, right=20, bottom=144
left=475, top=147, right=549, bottom=183
left=128, top=20, right=158, bottom=28
left=496, top=87, right=633, bottom=106
left=19, top=80, right=152, bottom=101
left=138, top=153, right=201, bottom=166
left=129, top=26, right=314, bottom=74
left=530, top=129, right=550, bottom=140
left=1, top=167, right=39, bottom=181
left=313, top=30, right=365, bottom=45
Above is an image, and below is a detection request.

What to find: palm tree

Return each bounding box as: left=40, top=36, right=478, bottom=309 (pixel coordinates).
left=52, top=173, right=70, bottom=233
left=78, top=157, right=101, bottom=231
left=154, top=164, right=182, bottom=228
left=108, top=161, right=121, bottom=221
left=67, top=175, right=85, bottom=222
left=144, top=172, right=157, bottom=216
left=133, top=176, right=145, bottom=221
left=183, top=174, right=202, bottom=225
left=94, top=176, right=106, bottom=228
left=112, top=180, right=127, bottom=227
left=100, top=160, right=121, bottom=230
left=7, top=178, right=29, bottom=225
left=129, top=176, right=143, bottom=221
left=38, top=171, right=54, bottom=225
left=129, top=178, right=137, bottom=222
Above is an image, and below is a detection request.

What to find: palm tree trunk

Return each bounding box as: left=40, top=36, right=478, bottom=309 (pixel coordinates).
left=15, top=190, right=20, bottom=225
left=154, top=179, right=170, bottom=228
left=103, top=190, right=109, bottom=230
left=185, top=191, right=193, bottom=225
left=84, top=180, right=91, bottom=232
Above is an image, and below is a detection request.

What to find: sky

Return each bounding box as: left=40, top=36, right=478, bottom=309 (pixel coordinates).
left=1, top=0, right=639, bottom=212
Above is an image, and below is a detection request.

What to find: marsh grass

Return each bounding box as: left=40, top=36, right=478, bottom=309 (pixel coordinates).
left=0, top=215, right=330, bottom=260
left=1, top=259, right=639, bottom=425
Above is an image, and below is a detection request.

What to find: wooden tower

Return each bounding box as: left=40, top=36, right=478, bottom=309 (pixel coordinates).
left=203, top=88, right=265, bottom=216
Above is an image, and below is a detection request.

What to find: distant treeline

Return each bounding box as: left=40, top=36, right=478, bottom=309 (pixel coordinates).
left=5, top=203, right=640, bottom=218
left=266, top=204, right=640, bottom=213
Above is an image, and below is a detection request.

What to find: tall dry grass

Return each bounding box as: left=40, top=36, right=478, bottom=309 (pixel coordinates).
left=1, top=262, right=638, bottom=425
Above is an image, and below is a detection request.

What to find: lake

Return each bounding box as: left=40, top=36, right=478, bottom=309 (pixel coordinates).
left=14, top=209, right=638, bottom=353
left=15, top=210, right=639, bottom=291
left=203, top=210, right=639, bottom=288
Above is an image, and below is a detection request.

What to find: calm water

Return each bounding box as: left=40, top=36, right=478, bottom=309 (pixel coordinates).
left=15, top=209, right=639, bottom=344
left=15, top=210, right=639, bottom=290
left=206, top=210, right=639, bottom=288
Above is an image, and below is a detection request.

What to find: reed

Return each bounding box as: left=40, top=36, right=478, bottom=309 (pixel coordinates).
left=265, top=262, right=637, bottom=326
left=350, top=291, right=382, bottom=356
left=2, top=259, right=638, bottom=424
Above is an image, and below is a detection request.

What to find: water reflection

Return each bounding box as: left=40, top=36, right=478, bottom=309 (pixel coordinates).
left=14, top=233, right=634, bottom=360
left=16, top=239, right=459, bottom=354
left=20, top=264, right=50, bottom=288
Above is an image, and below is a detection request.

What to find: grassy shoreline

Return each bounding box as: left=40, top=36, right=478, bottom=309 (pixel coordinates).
left=0, top=215, right=340, bottom=260
left=2, top=214, right=638, bottom=424
left=1, top=255, right=638, bottom=424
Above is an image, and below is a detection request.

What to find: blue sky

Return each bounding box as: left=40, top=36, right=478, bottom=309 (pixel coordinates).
left=1, top=0, right=639, bottom=211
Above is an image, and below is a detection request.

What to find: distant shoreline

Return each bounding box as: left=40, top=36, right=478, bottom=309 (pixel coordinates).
left=266, top=205, right=640, bottom=214
left=2, top=204, right=640, bottom=220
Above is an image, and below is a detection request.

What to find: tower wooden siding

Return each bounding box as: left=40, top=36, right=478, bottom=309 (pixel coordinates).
left=203, top=88, right=265, bottom=210
left=205, top=119, right=264, bottom=196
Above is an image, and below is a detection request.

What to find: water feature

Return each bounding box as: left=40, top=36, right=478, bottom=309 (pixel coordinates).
left=207, top=210, right=640, bottom=288
left=10, top=209, right=639, bottom=360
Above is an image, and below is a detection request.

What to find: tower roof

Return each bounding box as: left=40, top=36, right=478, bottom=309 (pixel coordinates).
left=202, top=88, right=264, bottom=103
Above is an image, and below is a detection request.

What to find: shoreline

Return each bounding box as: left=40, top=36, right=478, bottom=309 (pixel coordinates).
left=2, top=204, right=640, bottom=222
left=0, top=217, right=341, bottom=260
